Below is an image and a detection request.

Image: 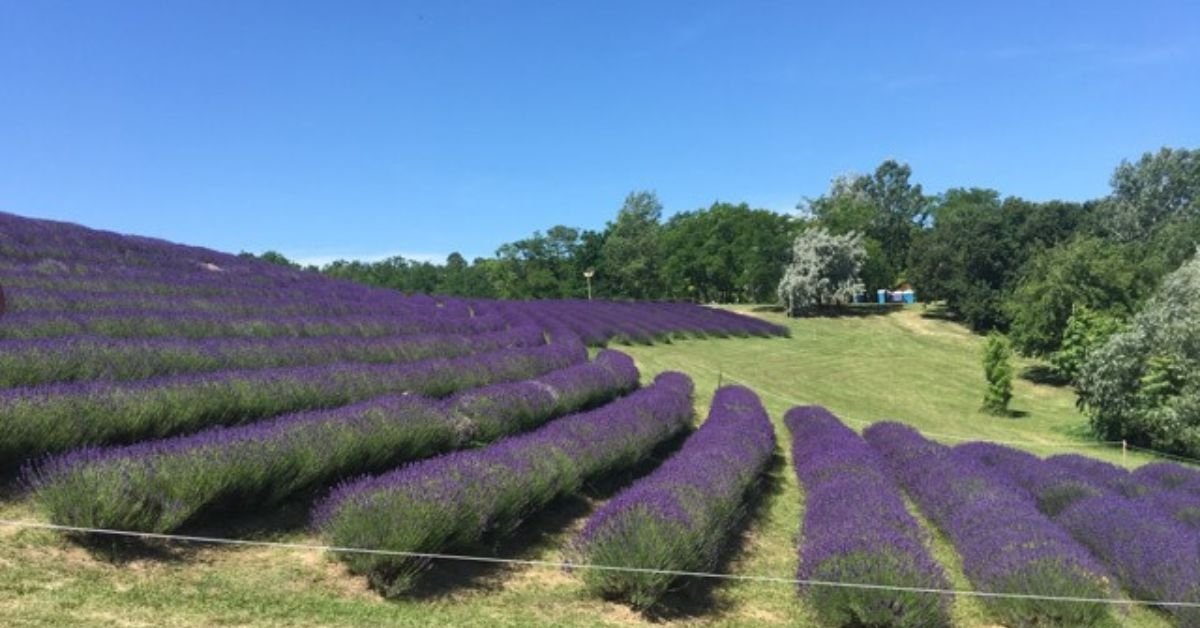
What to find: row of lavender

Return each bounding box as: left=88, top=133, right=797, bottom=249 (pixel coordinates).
left=0, top=326, right=544, bottom=387
left=7, top=286, right=443, bottom=316
left=0, top=309, right=508, bottom=340
left=0, top=332, right=585, bottom=471
left=312, top=382, right=785, bottom=603
left=571, top=386, right=775, bottom=607
left=786, top=408, right=952, bottom=627
left=494, top=300, right=786, bottom=346
left=314, top=372, right=698, bottom=596
left=28, top=350, right=639, bottom=533
left=0, top=298, right=785, bottom=345
left=2, top=213, right=786, bottom=346
left=784, top=406, right=1200, bottom=627
left=957, top=443, right=1200, bottom=625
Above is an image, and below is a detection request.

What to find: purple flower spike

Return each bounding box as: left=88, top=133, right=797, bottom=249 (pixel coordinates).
left=572, top=385, right=775, bottom=608
left=312, top=372, right=694, bottom=597
left=866, top=422, right=1114, bottom=627
left=788, top=407, right=952, bottom=628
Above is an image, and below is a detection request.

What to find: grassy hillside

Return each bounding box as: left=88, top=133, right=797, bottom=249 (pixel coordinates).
left=0, top=307, right=1174, bottom=627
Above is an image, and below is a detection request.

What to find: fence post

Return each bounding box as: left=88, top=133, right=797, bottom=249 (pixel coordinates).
left=1122, top=439, right=1127, bottom=466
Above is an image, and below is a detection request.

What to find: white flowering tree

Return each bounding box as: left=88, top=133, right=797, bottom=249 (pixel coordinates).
left=777, top=228, right=866, bottom=315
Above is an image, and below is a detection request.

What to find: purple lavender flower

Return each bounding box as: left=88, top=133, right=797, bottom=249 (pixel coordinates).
left=0, top=325, right=544, bottom=387
left=788, top=407, right=951, bottom=628
left=571, top=386, right=775, bottom=608
left=312, top=372, right=694, bottom=597
left=865, top=422, right=1114, bottom=627
left=27, top=350, right=640, bottom=533
left=1058, top=496, right=1200, bottom=625
left=958, top=442, right=1200, bottom=625
left=1, top=335, right=586, bottom=470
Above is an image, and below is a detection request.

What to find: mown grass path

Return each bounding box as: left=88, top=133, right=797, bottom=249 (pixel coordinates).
left=0, top=307, right=1175, bottom=626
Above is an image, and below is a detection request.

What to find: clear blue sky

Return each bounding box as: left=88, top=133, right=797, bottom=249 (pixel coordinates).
left=2, top=1, right=1197, bottom=264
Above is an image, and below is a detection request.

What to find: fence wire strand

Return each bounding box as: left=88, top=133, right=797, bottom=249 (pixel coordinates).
left=2, top=519, right=1200, bottom=609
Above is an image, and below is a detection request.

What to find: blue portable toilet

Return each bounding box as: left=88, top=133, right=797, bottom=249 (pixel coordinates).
left=877, top=289, right=887, bottom=304
left=902, top=290, right=915, bottom=304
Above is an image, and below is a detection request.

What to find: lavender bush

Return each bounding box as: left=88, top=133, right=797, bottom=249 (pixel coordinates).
left=789, top=407, right=951, bottom=628
left=313, top=372, right=694, bottom=597
left=954, top=443, right=1106, bottom=517
left=959, top=443, right=1200, bottom=625
left=27, top=351, right=639, bottom=533
left=449, top=350, right=640, bottom=442
left=1134, top=462, right=1200, bottom=496
left=865, top=423, right=1114, bottom=627
left=571, top=386, right=775, bottom=608
left=0, top=337, right=585, bottom=470
left=1130, top=463, right=1200, bottom=529
left=0, top=325, right=544, bottom=388
left=0, top=310, right=507, bottom=340
left=1058, top=496, right=1200, bottom=625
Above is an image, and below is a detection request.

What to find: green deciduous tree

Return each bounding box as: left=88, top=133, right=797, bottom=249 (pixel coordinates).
left=1102, top=147, right=1200, bottom=243
left=1048, top=305, right=1126, bottom=383
left=908, top=191, right=1089, bottom=331
left=908, top=189, right=1011, bottom=329
left=1078, top=250, right=1200, bottom=456
left=600, top=191, right=665, bottom=299
left=803, top=160, right=931, bottom=293
left=1006, top=237, right=1143, bottom=356
left=660, top=202, right=797, bottom=303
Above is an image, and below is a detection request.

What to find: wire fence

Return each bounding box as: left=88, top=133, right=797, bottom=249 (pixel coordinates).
left=3, top=353, right=1198, bottom=614
left=2, top=519, right=1199, bottom=610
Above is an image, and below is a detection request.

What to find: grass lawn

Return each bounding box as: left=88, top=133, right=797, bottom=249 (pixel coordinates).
left=0, top=307, right=1176, bottom=627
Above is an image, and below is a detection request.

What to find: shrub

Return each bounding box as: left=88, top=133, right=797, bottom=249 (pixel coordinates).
left=788, top=407, right=951, bottom=628
left=865, top=423, right=1113, bottom=627
left=982, top=332, right=1014, bottom=415
left=27, top=351, right=639, bottom=533
left=313, top=372, right=694, bottom=597
left=572, top=386, right=775, bottom=608
left=1, top=336, right=585, bottom=471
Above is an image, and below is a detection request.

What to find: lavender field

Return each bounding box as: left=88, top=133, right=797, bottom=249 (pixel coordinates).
left=3, top=211, right=1199, bottom=627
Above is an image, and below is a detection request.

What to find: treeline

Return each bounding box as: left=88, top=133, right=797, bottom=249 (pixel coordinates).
left=252, top=146, right=1198, bottom=366
left=254, top=195, right=800, bottom=304
left=249, top=146, right=1200, bottom=456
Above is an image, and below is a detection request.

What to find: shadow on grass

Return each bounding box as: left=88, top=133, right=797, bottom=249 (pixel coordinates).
left=985, top=408, right=1030, bottom=419
left=394, top=430, right=695, bottom=601
left=791, top=304, right=904, bottom=319
left=918, top=303, right=959, bottom=322
left=69, top=532, right=196, bottom=564
left=0, top=470, right=28, bottom=501
left=69, top=494, right=316, bottom=564
left=1020, top=365, right=1071, bottom=387
left=182, top=496, right=314, bottom=540
left=642, top=450, right=788, bottom=622
left=399, top=494, right=594, bottom=600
